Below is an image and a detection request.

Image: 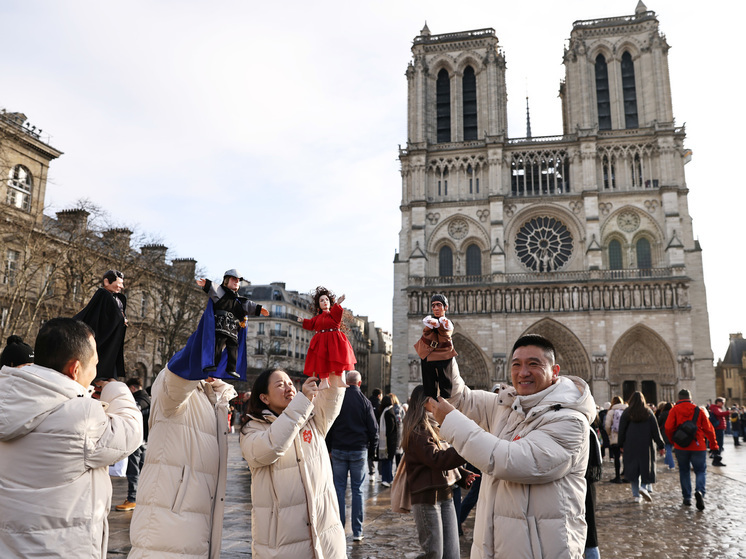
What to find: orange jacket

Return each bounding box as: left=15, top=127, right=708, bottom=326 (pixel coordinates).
left=664, top=399, right=718, bottom=451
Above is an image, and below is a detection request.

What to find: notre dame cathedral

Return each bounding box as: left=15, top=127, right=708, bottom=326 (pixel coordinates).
left=391, top=2, right=715, bottom=405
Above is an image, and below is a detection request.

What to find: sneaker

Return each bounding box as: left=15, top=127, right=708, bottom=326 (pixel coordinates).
left=639, top=488, right=653, bottom=502
left=115, top=500, right=136, bottom=511
left=712, top=460, right=726, bottom=467
left=609, top=477, right=623, bottom=484
left=683, top=499, right=692, bottom=506
left=353, top=535, right=364, bottom=542
left=695, top=491, right=705, bottom=511
left=382, top=481, right=391, bottom=488
left=632, top=496, right=641, bottom=503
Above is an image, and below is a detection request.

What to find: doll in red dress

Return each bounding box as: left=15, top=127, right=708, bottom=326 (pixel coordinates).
left=297, top=286, right=357, bottom=389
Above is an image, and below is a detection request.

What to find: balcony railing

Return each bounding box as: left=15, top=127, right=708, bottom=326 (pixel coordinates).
left=409, top=268, right=681, bottom=287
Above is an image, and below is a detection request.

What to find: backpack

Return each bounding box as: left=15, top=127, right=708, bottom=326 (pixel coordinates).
left=672, top=407, right=700, bottom=447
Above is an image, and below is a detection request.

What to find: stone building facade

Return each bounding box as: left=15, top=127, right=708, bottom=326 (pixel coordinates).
left=392, top=3, right=715, bottom=405
left=0, top=109, right=204, bottom=388
left=715, top=333, right=746, bottom=405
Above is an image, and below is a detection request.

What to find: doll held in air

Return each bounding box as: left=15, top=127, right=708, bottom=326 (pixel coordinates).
left=197, top=269, right=269, bottom=379
left=297, top=286, right=356, bottom=389
left=413, top=294, right=458, bottom=399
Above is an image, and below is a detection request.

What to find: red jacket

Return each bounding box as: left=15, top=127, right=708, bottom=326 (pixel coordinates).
left=709, top=404, right=730, bottom=430
left=665, top=399, right=718, bottom=451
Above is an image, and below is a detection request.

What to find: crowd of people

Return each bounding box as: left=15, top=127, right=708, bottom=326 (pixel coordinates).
left=0, top=284, right=743, bottom=558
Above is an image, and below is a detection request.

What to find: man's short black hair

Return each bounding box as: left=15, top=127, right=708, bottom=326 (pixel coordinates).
left=678, top=388, right=692, bottom=400
left=125, top=378, right=143, bottom=389
left=34, top=318, right=95, bottom=374
left=103, top=270, right=124, bottom=284
left=511, top=334, right=556, bottom=364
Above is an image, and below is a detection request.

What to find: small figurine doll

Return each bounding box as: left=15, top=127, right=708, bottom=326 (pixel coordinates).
left=197, top=269, right=269, bottom=379
left=413, top=294, right=458, bottom=399
left=297, top=286, right=356, bottom=389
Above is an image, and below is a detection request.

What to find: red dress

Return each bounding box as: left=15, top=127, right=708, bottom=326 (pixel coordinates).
left=301, top=304, right=357, bottom=377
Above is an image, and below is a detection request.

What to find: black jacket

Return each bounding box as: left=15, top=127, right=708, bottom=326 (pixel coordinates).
left=327, top=385, right=378, bottom=452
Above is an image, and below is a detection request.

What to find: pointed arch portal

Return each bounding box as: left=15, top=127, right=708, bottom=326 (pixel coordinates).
left=452, top=333, right=490, bottom=389
left=518, top=318, right=591, bottom=381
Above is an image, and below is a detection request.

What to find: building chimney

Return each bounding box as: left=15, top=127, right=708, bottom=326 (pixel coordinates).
left=141, top=244, right=168, bottom=264
left=102, top=228, right=133, bottom=253
left=56, top=208, right=89, bottom=233
left=172, top=258, right=197, bottom=279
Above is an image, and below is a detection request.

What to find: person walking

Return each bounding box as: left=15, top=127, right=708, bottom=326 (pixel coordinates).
left=378, top=393, right=404, bottom=488
left=618, top=391, right=665, bottom=503
left=709, top=397, right=729, bottom=466
left=605, top=395, right=628, bottom=483
left=326, top=370, right=378, bottom=542
left=665, top=389, right=719, bottom=510
left=115, top=378, right=150, bottom=511
left=241, top=369, right=346, bottom=558
left=656, top=402, right=676, bottom=470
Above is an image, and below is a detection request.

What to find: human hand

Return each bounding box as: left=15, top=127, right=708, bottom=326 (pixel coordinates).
left=92, top=378, right=115, bottom=400
left=337, top=294, right=346, bottom=305
left=463, top=471, right=480, bottom=488
left=297, top=317, right=303, bottom=323
left=302, top=376, right=319, bottom=402
left=260, top=307, right=270, bottom=316
left=196, top=278, right=206, bottom=287
left=424, top=396, right=455, bottom=425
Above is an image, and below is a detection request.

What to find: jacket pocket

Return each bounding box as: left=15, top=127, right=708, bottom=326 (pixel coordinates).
left=171, top=464, right=190, bottom=514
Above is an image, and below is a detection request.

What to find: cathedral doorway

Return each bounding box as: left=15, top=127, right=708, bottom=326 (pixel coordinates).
left=452, top=333, right=490, bottom=389
left=609, top=325, right=675, bottom=403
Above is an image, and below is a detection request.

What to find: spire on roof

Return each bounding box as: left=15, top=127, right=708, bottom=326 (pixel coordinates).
left=420, top=22, right=431, bottom=37
left=635, top=1, right=648, bottom=15
left=525, top=96, right=532, bottom=139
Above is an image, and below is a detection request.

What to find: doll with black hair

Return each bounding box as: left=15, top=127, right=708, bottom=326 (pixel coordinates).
left=297, top=286, right=356, bottom=389
left=414, top=293, right=458, bottom=399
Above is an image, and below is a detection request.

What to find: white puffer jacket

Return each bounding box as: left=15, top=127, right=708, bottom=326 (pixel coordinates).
left=441, top=361, right=596, bottom=559
left=0, top=365, right=142, bottom=559
left=241, top=386, right=346, bottom=559
left=128, top=367, right=237, bottom=559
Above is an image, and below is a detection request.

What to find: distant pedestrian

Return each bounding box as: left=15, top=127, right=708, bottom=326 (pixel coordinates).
left=656, top=402, right=676, bottom=469
left=326, top=370, right=378, bottom=542
left=708, top=397, right=729, bottom=466
left=731, top=407, right=742, bottom=446
left=665, top=389, right=719, bottom=510
left=0, top=335, right=34, bottom=367
left=115, top=378, right=150, bottom=512
left=241, top=369, right=346, bottom=558
left=604, top=395, right=628, bottom=483
left=618, top=391, right=664, bottom=503
left=368, top=388, right=383, bottom=476
left=378, top=393, right=404, bottom=488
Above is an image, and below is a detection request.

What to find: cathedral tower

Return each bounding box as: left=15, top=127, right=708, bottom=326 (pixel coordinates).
left=392, top=3, right=714, bottom=405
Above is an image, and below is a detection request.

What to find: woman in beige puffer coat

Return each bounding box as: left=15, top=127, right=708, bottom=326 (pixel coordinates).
left=241, top=369, right=346, bottom=558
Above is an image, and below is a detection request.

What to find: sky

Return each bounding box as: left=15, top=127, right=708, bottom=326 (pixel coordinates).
left=0, top=0, right=742, bottom=359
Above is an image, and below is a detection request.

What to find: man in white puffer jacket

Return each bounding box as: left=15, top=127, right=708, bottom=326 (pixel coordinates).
left=426, top=334, right=597, bottom=559
left=0, top=318, right=143, bottom=559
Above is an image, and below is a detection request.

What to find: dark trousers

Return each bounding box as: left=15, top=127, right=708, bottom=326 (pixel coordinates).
left=421, top=358, right=453, bottom=399
left=126, top=443, right=146, bottom=502
left=214, top=333, right=238, bottom=373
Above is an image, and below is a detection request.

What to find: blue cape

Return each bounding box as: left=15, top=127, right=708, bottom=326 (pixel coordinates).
left=167, top=299, right=247, bottom=381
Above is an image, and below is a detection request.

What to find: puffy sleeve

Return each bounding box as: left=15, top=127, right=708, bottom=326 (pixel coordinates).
left=311, top=385, right=345, bottom=436
left=159, top=367, right=203, bottom=418
left=330, top=303, right=344, bottom=325
left=301, top=314, right=319, bottom=331
left=443, top=359, right=501, bottom=434
left=240, top=394, right=314, bottom=467
left=84, top=381, right=143, bottom=469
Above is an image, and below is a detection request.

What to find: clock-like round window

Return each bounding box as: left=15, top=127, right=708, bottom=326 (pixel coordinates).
left=515, top=216, right=573, bottom=272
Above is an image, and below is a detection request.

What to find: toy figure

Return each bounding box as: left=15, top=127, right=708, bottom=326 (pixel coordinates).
left=194, top=269, right=269, bottom=379
left=74, top=269, right=127, bottom=379
left=414, top=294, right=458, bottom=399
left=297, top=286, right=356, bottom=389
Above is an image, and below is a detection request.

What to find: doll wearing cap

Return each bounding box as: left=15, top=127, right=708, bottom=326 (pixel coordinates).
left=413, top=294, right=458, bottom=399
left=196, top=269, right=269, bottom=379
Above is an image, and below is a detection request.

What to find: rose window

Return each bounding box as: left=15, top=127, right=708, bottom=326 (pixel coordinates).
left=515, top=216, right=573, bottom=272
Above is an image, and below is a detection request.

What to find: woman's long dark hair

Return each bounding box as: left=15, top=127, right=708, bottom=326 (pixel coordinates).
left=401, top=385, right=439, bottom=453
left=627, top=391, right=650, bottom=422
left=242, top=368, right=285, bottom=427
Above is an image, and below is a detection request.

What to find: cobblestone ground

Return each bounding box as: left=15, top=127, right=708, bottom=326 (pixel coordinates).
left=108, top=435, right=746, bottom=558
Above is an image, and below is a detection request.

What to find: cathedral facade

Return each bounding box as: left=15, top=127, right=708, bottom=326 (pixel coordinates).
left=392, top=3, right=715, bottom=405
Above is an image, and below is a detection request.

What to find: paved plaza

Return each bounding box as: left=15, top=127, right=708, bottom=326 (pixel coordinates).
left=107, top=435, right=746, bottom=558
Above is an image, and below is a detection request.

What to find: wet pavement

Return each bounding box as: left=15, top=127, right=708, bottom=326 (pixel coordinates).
left=107, top=435, right=746, bottom=558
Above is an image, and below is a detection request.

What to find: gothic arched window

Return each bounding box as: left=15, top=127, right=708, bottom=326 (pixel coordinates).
left=636, top=238, right=652, bottom=269
left=465, top=244, right=481, bottom=276
left=436, top=69, right=451, bottom=143
left=608, top=240, right=623, bottom=270
left=621, top=51, right=638, bottom=129
left=595, top=54, right=611, bottom=130
left=439, top=246, right=453, bottom=277
left=7, top=164, right=33, bottom=211
left=462, top=66, right=477, bottom=141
